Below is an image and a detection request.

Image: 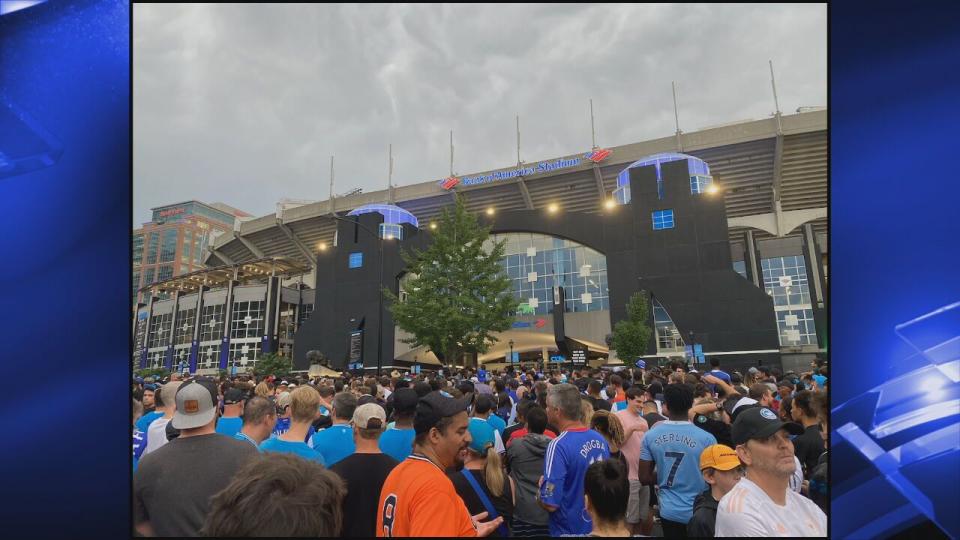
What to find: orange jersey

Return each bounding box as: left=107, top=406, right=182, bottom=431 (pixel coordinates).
left=377, top=454, right=477, bottom=537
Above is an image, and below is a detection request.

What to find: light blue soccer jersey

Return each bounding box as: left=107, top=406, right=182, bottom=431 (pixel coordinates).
left=486, top=413, right=506, bottom=436
left=639, top=420, right=717, bottom=523
left=310, top=424, right=355, bottom=466
left=379, top=427, right=416, bottom=462
left=215, top=416, right=243, bottom=438
left=259, top=438, right=326, bottom=465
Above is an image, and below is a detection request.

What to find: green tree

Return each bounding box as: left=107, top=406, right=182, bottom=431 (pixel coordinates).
left=252, top=353, right=293, bottom=379
left=385, top=194, right=515, bottom=367
left=610, top=291, right=654, bottom=364
left=135, top=367, right=170, bottom=380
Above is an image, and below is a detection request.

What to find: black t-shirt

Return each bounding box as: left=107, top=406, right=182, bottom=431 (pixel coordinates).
left=502, top=422, right=525, bottom=443
left=792, top=424, right=824, bottom=477
left=449, top=468, right=514, bottom=538
left=642, top=412, right=667, bottom=428
left=692, top=414, right=732, bottom=447
left=330, top=453, right=399, bottom=538
left=589, top=395, right=613, bottom=412
left=311, top=414, right=332, bottom=432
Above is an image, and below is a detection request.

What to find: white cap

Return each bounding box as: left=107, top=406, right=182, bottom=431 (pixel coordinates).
left=352, top=403, right=387, bottom=430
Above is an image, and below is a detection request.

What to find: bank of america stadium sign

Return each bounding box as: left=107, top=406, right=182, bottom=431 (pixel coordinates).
left=439, top=148, right=612, bottom=190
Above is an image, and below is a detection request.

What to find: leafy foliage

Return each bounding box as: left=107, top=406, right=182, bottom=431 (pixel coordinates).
left=252, top=352, right=293, bottom=378
left=135, top=367, right=170, bottom=379
left=385, top=194, right=515, bottom=366
left=609, top=291, right=654, bottom=363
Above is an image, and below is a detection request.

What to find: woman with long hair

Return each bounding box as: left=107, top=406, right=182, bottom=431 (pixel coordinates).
left=590, top=409, right=628, bottom=471
left=449, top=417, right=515, bottom=538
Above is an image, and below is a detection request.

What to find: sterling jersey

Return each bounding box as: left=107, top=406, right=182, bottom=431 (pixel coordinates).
left=715, top=476, right=827, bottom=537
left=639, top=420, right=717, bottom=524
left=539, top=427, right=611, bottom=536
left=377, top=454, right=476, bottom=537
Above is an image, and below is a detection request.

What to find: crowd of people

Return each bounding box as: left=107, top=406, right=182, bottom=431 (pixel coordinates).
left=132, top=357, right=829, bottom=537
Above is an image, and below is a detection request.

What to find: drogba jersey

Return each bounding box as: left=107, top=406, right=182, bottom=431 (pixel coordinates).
left=377, top=454, right=476, bottom=537
left=540, top=427, right=611, bottom=536
left=639, top=420, right=716, bottom=524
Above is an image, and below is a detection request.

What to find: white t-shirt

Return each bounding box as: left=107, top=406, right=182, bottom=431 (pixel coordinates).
left=715, top=476, right=827, bottom=537
left=143, top=417, right=171, bottom=455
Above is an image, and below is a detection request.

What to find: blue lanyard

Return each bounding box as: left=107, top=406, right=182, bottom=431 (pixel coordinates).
left=461, top=470, right=509, bottom=537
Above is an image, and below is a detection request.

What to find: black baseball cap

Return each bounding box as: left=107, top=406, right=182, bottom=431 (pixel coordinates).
left=731, top=406, right=804, bottom=446
left=393, top=388, right=419, bottom=414
left=357, top=394, right=379, bottom=406
left=414, top=391, right=469, bottom=435
left=723, top=396, right=758, bottom=423
left=223, top=387, right=245, bottom=405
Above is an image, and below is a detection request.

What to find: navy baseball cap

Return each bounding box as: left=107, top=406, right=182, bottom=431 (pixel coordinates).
left=732, top=406, right=804, bottom=446
left=414, top=391, right=469, bottom=435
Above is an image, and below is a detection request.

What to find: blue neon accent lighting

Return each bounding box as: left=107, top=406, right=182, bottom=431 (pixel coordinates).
left=652, top=209, right=675, bottom=230
left=348, top=252, right=363, bottom=268
left=346, top=204, right=419, bottom=238
left=690, top=174, right=714, bottom=194
left=614, top=152, right=711, bottom=204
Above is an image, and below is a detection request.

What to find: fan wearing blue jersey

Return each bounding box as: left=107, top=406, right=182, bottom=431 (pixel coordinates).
left=310, top=391, right=357, bottom=466
left=537, top=383, right=611, bottom=537
left=639, top=383, right=716, bottom=538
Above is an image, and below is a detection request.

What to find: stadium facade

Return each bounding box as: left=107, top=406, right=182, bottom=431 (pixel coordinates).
left=134, top=109, right=826, bottom=375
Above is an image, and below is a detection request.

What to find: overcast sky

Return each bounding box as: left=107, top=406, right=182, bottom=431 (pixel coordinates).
left=133, top=3, right=826, bottom=226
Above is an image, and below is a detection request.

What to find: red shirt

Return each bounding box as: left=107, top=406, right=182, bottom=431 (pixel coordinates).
left=506, top=427, right=557, bottom=447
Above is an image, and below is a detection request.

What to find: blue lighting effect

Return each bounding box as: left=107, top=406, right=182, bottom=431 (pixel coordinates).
left=348, top=252, right=363, bottom=269
left=0, top=0, right=48, bottom=17
left=652, top=209, right=675, bottom=230
left=615, top=152, right=711, bottom=203
left=347, top=204, right=419, bottom=228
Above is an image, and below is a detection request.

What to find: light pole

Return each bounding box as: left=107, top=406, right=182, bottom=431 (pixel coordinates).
left=330, top=215, right=386, bottom=377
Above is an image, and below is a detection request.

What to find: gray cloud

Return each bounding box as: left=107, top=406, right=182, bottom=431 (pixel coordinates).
left=134, top=3, right=826, bottom=225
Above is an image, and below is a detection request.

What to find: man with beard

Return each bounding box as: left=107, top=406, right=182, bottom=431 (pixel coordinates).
left=715, top=407, right=826, bottom=536
left=377, top=392, right=503, bottom=537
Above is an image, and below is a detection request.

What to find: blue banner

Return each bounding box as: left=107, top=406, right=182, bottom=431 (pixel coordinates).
left=219, top=336, right=229, bottom=370
left=188, top=341, right=198, bottom=373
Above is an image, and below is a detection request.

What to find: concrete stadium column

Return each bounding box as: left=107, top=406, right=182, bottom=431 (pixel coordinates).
left=189, top=286, right=207, bottom=374
left=139, top=294, right=157, bottom=369
left=802, top=224, right=825, bottom=309
left=164, top=290, right=181, bottom=372
left=263, top=275, right=281, bottom=355
left=219, top=275, right=238, bottom=371
left=802, top=223, right=828, bottom=351
left=743, top=230, right=761, bottom=287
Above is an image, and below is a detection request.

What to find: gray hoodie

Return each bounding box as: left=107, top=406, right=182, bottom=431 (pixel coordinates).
left=505, top=432, right=552, bottom=526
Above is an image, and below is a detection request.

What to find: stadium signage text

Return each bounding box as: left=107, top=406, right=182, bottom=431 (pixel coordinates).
left=440, top=148, right=612, bottom=190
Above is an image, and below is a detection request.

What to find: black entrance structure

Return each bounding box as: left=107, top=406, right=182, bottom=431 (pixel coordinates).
left=294, top=156, right=780, bottom=374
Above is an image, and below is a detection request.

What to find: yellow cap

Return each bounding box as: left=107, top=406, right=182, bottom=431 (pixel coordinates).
left=699, top=444, right=741, bottom=471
